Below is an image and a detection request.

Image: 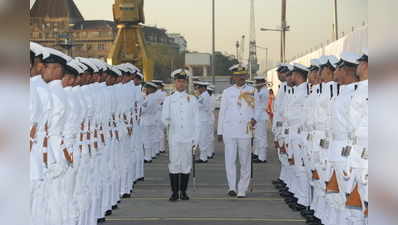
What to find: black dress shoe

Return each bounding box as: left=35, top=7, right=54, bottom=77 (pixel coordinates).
left=180, top=192, right=190, bottom=200
left=252, top=154, right=259, bottom=160
left=274, top=184, right=286, bottom=189
left=97, top=218, right=106, bottom=223
left=228, top=190, right=237, bottom=197
left=272, top=179, right=283, bottom=184
left=144, top=160, right=152, bottom=163
left=288, top=203, right=300, bottom=211
left=195, top=159, right=208, bottom=163
left=306, top=222, right=322, bottom=225
left=280, top=191, right=294, bottom=198
left=278, top=186, right=289, bottom=191
left=122, top=193, right=131, bottom=198
left=169, top=193, right=179, bottom=202
left=301, top=209, right=315, bottom=217
left=253, top=159, right=267, bottom=163
left=284, top=197, right=298, bottom=204
left=306, top=216, right=322, bottom=224
left=105, top=210, right=112, bottom=216
left=112, top=205, right=118, bottom=210
left=296, top=204, right=306, bottom=211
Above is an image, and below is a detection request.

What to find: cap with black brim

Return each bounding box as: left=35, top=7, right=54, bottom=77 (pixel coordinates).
left=144, top=82, right=159, bottom=89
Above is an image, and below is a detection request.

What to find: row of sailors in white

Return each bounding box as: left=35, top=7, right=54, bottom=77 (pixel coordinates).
left=272, top=51, right=368, bottom=225
left=29, top=42, right=155, bottom=225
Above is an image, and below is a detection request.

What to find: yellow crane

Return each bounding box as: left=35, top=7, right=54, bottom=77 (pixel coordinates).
left=107, top=0, right=154, bottom=81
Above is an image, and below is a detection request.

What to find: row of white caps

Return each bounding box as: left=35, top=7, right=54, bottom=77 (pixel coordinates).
left=30, top=42, right=144, bottom=79
left=277, top=49, right=368, bottom=73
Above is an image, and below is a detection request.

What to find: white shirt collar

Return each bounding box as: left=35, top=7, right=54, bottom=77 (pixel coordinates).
left=48, top=79, right=62, bottom=87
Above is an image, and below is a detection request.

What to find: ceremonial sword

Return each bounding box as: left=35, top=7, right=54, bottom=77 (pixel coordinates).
left=249, top=123, right=255, bottom=192
left=192, top=145, right=198, bottom=192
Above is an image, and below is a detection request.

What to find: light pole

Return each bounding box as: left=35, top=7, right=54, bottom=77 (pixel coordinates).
left=235, top=41, right=240, bottom=61
left=211, top=0, right=216, bottom=85
left=255, top=45, right=269, bottom=72
left=260, top=26, right=290, bottom=63
left=333, top=0, right=339, bottom=40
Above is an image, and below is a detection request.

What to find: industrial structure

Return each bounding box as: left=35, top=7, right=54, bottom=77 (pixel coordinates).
left=30, top=0, right=186, bottom=81
left=107, top=0, right=153, bottom=80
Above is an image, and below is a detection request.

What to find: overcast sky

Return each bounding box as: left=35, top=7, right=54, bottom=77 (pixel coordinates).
left=30, top=0, right=367, bottom=70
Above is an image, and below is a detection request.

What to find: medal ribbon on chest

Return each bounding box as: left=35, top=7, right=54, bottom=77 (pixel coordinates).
left=238, top=91, right=255, bottom=108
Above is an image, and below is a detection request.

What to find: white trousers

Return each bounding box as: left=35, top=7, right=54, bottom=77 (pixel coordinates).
left=143, top=125, right=156, bottom=161
left=199, top=123, right=210, bottom=161
left=207, top=124, right=215, bottom=157
left=168, top=141, right=193, bottom=174
left=159, top=123, right=166, bottom=152
left=254, top=120, right=268, bottom=161
left=223, top=137, right=251, bottom=195
left=133, top=124, right=144, bottom=179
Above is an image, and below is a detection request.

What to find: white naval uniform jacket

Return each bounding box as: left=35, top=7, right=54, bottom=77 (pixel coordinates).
left=217, top=84, right=255, bottom=139
left=209, top=94, right=216, bottom=123
left=285, top=82, right=307, bottom=159
left=162, top=91, right=200, bottom=145
left=272, top=83, right=288, bottom=141
left=348, top=80, right=368, bottom=169
left=30, top=76, right=45, bottom=181
left=141, top=93, right=158, bottom=127
left=328, top=82, right=358, bottom=162
left=47, top=80, right=70, bottom=175
left=197, top=91, right=212, bottom=124
left=254, top=87, right=269, bottom=122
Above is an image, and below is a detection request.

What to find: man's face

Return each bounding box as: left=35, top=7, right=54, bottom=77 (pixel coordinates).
left=41, top=63, right=64, bottom=83
left=233, top=75, right=247, bottom=87
left=145, top=86, right=156, bottom=95
left=198, top=86, right=206, bottom=94
left=87, top=74, right=94, bottom=84
left=73, top=75, right=81, bottom=86
left=122, top=75, right=129, bottom=84
left=292, top=72, right=303, bottom=86
left=334, top=66, right=345, bottom=84
left=277, top=72, right=286, bottom=82
left=356, top=61, right=368, bottom=80
left=175, top=78, right=187, bottom=92
left=286, top=75, right=294, bottom=87
left=308, top=71, right=315, bottom=84
left=30, top=58, right=44, bottom=77
left=134, top=76, right=142, bottom=86
left=320, top=67, right=334, bottom=83
left=105, top=74, right=113, bottom=85
left=62, top=74, right=76, bottom=87
left=100, top=73, right=107, bottom=82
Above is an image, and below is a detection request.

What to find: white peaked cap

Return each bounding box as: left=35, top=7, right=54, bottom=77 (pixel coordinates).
left=76, top=57, right=99, bottom=73
left=293, top=63, right=309, bottom=72
left=339, top=52, right=361, bottom=65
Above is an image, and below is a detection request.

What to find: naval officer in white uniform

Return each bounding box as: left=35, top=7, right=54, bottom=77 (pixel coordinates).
left=217, top=65, right=256, bottom=198
left=162, top=69, right=200, bottom=202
